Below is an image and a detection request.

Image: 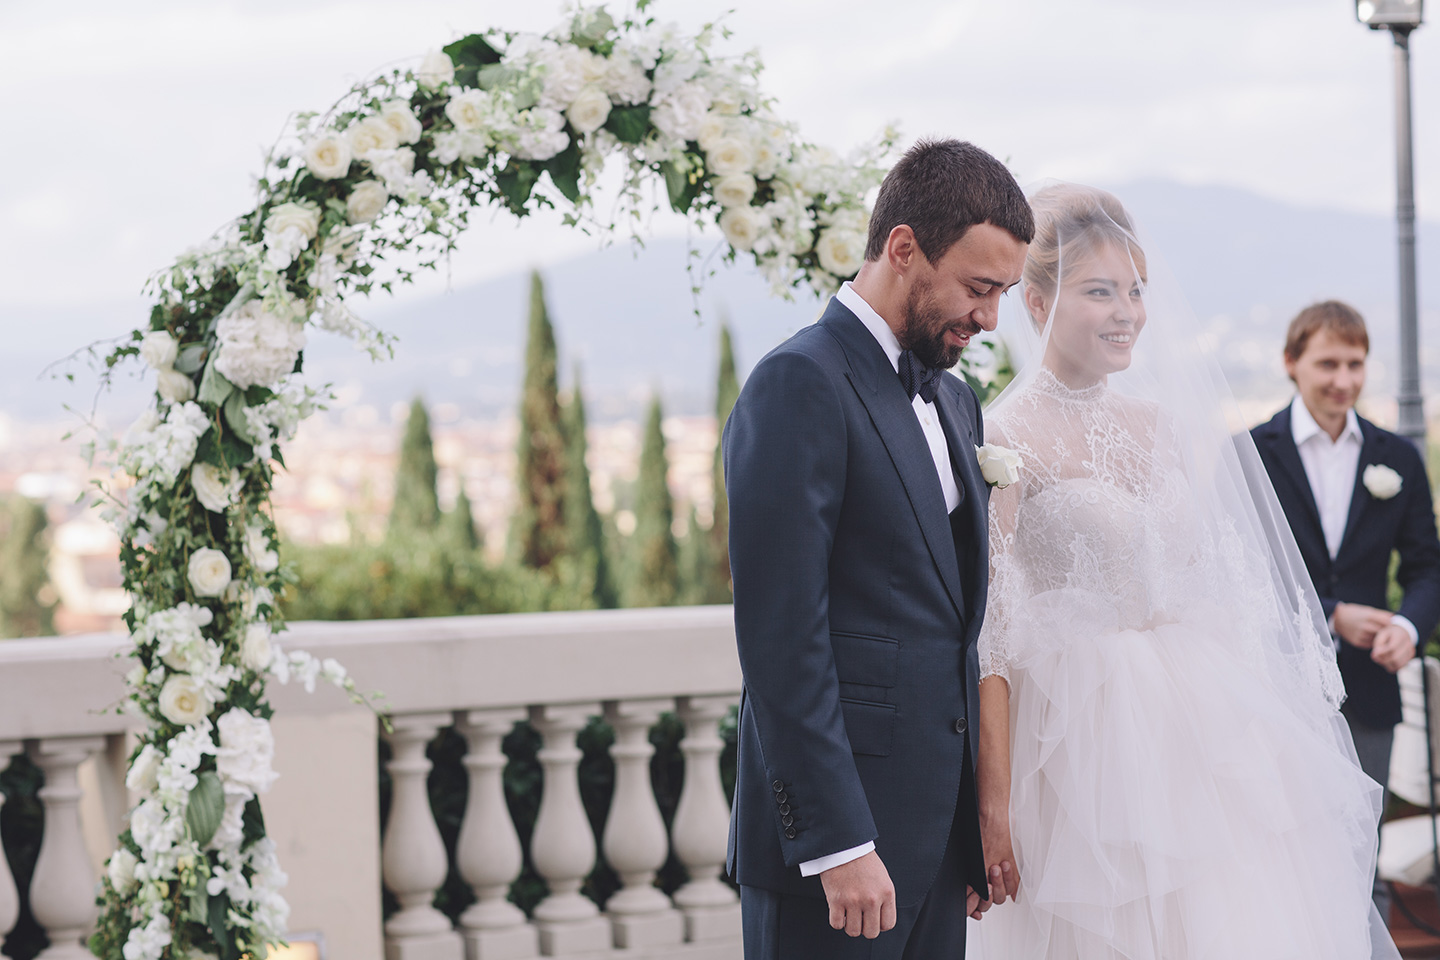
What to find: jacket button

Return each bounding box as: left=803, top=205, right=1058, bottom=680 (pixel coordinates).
left=778, top=803, right=791, bottom=815
left=955, top=717, right=967, bottom=734
left=772, top=780, right=785, bottom=793
left=781, top=814, right=794, bottom=826
left=785, top=827, right=797, bottom=840
left=775, top=792, right=788, bottom=805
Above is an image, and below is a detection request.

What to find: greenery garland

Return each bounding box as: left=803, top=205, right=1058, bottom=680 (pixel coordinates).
left=88, top=4, right=900, bottom=958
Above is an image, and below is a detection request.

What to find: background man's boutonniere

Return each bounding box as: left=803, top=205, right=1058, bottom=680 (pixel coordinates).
left=1363, top=463, right=1403, bottom=500
left=976, top=444, right=1023, bottom=489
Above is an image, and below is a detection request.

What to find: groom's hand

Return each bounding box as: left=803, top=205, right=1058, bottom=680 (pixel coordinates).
left=820, top=850, right=896, bottom=939
left=1333, top=602, right=1393, bottom=650
left=1372, top=623, right=1417, bottom=673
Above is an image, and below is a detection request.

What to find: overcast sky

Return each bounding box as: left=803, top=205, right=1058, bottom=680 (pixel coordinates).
left=1, top=0, right=1435, bottom=321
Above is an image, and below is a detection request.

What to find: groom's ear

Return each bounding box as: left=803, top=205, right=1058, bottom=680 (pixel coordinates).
left=885, top=225, right=922, bottom=276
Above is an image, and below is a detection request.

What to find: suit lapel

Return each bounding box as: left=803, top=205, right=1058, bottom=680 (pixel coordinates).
left=1336, top=418, right=1381, bottom=560
left=935, top=383, right=988, bottom=608
left=819, top=303, right=967, bottom=620
left=1259, top=409, right=1325, bottom=541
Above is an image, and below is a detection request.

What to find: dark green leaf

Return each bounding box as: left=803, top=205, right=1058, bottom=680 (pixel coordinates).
left=443, top=33, right=502, bottom=88
left=604, top=104, right=651, bottom=145
left=660, top=159, right=701, bottom=214
left=495, top=163, right=541, bottom=215
left=209, top=891, right=240, bottom=960
left=544, top=141, right=583, bottom=204
left=242, top=797, right=267, bottom=847
left=224, top=392, right=257, bottom=446
left=476, top=63, right=517, bottom=91
left=186, top=771, right=225, bottom=847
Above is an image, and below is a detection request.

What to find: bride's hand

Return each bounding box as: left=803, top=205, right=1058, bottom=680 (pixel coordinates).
left=981, top=815, right=1020, bottom=905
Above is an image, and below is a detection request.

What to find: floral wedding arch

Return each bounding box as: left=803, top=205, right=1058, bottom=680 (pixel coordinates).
left=89, top=5, right=896, bottom=959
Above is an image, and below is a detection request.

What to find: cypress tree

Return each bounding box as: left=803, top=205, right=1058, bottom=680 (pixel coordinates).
left=626, top=396, right=680, bottom=607
left=677, top=503, right=713, bottom=606
left=563, top=369, right=618, bottom=608
left=389, top=396, right=441, bottom=536
left=708, top=322, right=741, bottom=601
left=509, top=270, right=570, bottom=571
left=444, top=485, right=482, bottom=551
left=0, top=495, right=55, bottom=638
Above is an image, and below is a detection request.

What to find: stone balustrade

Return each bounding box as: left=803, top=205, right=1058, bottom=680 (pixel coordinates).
left=0, top=605, right=743, bottom=960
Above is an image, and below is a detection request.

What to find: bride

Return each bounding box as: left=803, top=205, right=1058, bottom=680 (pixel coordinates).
left=968, top=183, right=1397, bottom=959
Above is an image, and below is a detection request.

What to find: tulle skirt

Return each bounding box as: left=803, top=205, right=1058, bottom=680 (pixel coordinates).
left=967, top=609, right=1397, bottom=960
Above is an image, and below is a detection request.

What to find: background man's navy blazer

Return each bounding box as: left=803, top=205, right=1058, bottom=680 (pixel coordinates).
left=1252, top=406, right=1440, bottom=728
left=723, top=298, right=990, bottom=907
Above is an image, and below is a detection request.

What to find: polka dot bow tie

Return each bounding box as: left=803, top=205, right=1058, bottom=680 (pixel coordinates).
left=898, top=349, right=942, bottom=404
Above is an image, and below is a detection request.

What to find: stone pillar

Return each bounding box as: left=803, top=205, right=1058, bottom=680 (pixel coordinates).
left=455, top=709, right=537, bottom=960
left=602, top=699, right=683, bottom=950
left=527, top=703, right=609, bottom=955
left=671, top=697, right=742, bottom=942
left=382, top=713, right=463, bottom=960
left=30, top=736, right=104, bottom=960
left=0, top=741, right=21, bottom=942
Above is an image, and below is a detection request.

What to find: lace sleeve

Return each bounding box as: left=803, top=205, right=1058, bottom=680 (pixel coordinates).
left=977, top=424, right=1027, bottom=684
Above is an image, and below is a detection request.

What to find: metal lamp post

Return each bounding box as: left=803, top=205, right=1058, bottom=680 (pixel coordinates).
left=1357, top=0, right=1426, bottom=444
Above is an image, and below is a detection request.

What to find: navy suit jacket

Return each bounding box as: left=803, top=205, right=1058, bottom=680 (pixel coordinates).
left=1252, top=406, right=1440, bottom=728
left=723, top=298, right=990, bottom=907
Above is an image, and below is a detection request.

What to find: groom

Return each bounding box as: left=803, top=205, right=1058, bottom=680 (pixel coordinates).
left=1252, top=299, right=1440, bottom=920
left=723, top=139, right=1032, bottom=959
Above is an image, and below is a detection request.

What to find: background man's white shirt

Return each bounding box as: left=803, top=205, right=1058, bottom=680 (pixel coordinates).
left=798, top=286, right=962, bottom=878
left=1290, top=396, right=1418, bottom=645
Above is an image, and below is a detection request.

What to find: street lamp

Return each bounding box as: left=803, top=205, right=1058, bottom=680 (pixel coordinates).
left=1356, top=0, right=1426, bottom=445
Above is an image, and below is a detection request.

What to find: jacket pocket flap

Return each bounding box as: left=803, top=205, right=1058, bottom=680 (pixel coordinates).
left=840, top=698, right=896, bottom=757
left=831, top=632, right=899, bottom=688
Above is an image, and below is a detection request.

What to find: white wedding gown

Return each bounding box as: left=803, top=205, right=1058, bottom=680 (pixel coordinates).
left=967, top=369, right=1393, bottom=960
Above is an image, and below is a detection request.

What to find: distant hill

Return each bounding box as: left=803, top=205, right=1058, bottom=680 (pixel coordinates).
left=4, top=180, right=1436, bottom=425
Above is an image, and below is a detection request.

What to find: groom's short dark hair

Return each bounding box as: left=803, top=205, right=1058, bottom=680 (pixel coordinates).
left=865, top=138, right=1033, bottom=263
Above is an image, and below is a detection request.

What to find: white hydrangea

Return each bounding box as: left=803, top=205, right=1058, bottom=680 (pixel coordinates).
left=121, top=911, right=171, bottom=960
left=602, top=54, right=651, bottom=104
left=130, top=798, right=183, bottom=858
left=513, top=108, right=570, bottom=161
left=107, top=848, right=139, bottom=894
left=142, top=602, right=215, bottom=671
left=213, top=300, right=307, bottom=390
left=121, top=401, right=210, bottom=486
left=126, top=744, right=164, bottom=794
left=535, top=42, right=594, bottom=110
left=216, top=708, right=278, bottom=799
left=650, top=81, right=711, bottom=143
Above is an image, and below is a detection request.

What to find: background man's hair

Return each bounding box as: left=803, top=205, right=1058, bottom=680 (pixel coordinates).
left=864, top=138, right=1034, bottom=263
left=1284, top=300, right=1370, bottom=363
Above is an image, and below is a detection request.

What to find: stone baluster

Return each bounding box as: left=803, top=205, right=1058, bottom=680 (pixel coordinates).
left=30, top=736, right=104, bottom=960
left=528, top=703, right=610, bottom=955
left=0, top=741, right=21, bottom=943
left=671, top=697, right=742, bottom=942
left=382, top=713, right=463, bottom=960
left=601, top=699, right=683, bottom=950
left=455, top=708, right=537, bottom=960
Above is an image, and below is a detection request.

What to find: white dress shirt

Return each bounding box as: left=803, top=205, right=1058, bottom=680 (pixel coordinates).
left=1290, top=396, right=1418, bottom=645
left=798, top=286, right=961, bottom=878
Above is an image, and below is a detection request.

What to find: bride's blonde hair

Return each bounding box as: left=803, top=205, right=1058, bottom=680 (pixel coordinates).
left=1022, top=184, right=1147, bottom=302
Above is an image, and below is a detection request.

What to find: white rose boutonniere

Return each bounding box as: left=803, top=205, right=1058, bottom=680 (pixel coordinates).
left=187, top=547, right=233, bottom=597
left=1363, top=463, right=1403, bottom=500
left=976, top=443, right=1023, bottom=489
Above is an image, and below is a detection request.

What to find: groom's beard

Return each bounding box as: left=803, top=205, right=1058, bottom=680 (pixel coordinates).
left=900, top=275, right=981, bottom=370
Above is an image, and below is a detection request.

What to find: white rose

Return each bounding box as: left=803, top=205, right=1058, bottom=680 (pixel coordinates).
left=158, top=673, right=212, bottom=727
left=126, top=744, right=163, bottom=794
left=445, top=89, right=491, bottom=133
left=262, top=202, right=320, bottom=241
left=244, top=521, right=280, bottom=574
left=214, top=300, right=307, bottom=390
left=302, top=134, right=352, bottom=181
left=566, top=84, right=612, bottom=135
left=816, top=227, right=866, bottom=279
left=191, top=463, right=242, bottom=513
left=346, top=180, right=390, bottom=224
left=976, top=444, right=1024, bottom=489
left=156, top=369, right=197, bottom=404
left=140, top=331, right=178, bottom=371
left=187, top=548, right=232, bottom=597
left=719, top=206, right=766, bottom=252
left=241, top=623, right=273, bottom=673
left=751, top=139, right=781, bottom=180
left=107, top=847, right=138, bottom=893
left=1363, top=463, right=1403, bottom=500
left=416, top=50, right=455, bottom=89
left=379, top=100, right=423, bottom=145
left=712, top=173, right=756, bottom=209
left=347, top=116, right=400, bottom=159
left=707, top=135, right=755, bottom=177
left=696, top=112, right=729, bottom=152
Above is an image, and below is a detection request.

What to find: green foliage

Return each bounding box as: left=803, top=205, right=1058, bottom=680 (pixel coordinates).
left=707, top=323, right=740, bottom=603
left=0, top=495, right=55, bottom=639
left=563, top=372, right=618, bottom=609
left=625, top=397, right=680, bottom=607
left=389, top=397, right=441, bottom=536
left=509, top=272, right=571, bottom=573
left=442, top=33, right=503, bottom=88
left=967, top=337, right=1017, bottom=407
left=677, top=505, right=715, bottom=606
left=444, top=486, right=483, bottom=552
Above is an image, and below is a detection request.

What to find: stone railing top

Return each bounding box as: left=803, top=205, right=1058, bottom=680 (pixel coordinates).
left=0, top=605, right=741, bottom=742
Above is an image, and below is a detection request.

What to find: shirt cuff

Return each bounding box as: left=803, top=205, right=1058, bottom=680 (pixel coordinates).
left=1392, top=615, right=1420, bottom=646
left=799, top=841, right=875, bottom=877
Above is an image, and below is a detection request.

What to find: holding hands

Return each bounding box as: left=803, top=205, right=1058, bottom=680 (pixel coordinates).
left=1334, top=601, right=1416, bottom=673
